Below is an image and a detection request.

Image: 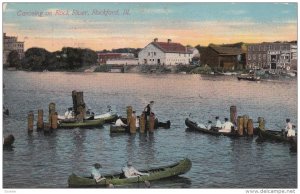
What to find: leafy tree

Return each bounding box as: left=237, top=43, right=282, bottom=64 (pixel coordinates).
left=23, top=47, right=50, bottom=71
left=7, top=50, right=20, bottom=68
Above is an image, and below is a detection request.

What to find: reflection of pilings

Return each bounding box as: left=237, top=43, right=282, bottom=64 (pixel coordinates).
left=27, top=111, right=34, bottom=133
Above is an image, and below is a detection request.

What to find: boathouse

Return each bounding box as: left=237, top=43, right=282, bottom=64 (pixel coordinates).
left=200, top=46, right=245, bottom=71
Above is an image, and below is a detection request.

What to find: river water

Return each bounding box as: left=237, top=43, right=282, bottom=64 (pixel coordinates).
left=2, top=71, right=297, bottom=188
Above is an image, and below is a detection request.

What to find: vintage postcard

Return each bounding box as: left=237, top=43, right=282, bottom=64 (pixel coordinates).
left=2, top=2, right=297, bottom=193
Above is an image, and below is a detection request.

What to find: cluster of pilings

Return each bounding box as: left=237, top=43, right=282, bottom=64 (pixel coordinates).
left=126, top=106, right=156, bottom=134
left=230, top=105, right=265, bottom=136
left=27, top=103, right=58, bottom=133
left=27, top=90, right=86, bottom=133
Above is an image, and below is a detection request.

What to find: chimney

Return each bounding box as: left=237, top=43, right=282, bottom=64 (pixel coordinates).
left=154, top=38, right=158, bottom=42
left=167, top=39, right=172, bottom=43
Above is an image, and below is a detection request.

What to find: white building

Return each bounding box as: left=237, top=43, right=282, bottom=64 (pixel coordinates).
left=138, top=38, right=193, bottom=65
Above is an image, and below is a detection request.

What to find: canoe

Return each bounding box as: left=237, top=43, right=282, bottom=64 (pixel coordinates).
left=68, top=158, right=192, bottom=188
left=110, top=125, right=128, bottom=133
left=185, top=118, right=241, bottom=137
left=58, top=112, right=118, bottom=124
left=237, top=75, right=260, bottom=81
left=256, top=128, right=296, bottom=143
left=59, top=119, right=104, bottom=128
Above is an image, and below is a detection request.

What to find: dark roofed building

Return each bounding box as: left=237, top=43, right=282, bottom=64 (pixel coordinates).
left=200, top=46, right=246, bottom=71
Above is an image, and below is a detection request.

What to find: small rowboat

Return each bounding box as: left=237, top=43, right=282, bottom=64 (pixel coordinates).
left=256, top=128, right=296, bottom=143
left=58, top=119, right=104, bottom=128
left=185, top=118, right=241, bottom=137
left=68, top=158, right=192, bottom=187
left=110, top=125, right=128, bottom=133
left=237, top=74, right=260, bottom=81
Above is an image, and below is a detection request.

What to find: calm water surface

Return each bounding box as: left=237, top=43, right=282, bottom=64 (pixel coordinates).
left=3, top=71, right=297, bottom=188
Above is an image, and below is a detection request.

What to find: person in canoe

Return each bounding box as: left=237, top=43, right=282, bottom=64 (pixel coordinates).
left=122, top=162, right=150, bottom=178
left=64, top=107, right=74, bottom=119
left=207, top=121, right=212, bottom=130
left=219, top=118, right=234, bottom=133
left=115, top=116, right=127, bottom=127
left=284, top=118, right=296, bottom=138
left=214, top=116, right=222, bottom=129
left=91, top=163, right=106, bottom=183
left=144, top=101, right=155, bottom=119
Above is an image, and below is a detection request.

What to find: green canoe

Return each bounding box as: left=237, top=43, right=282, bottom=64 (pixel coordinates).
left=59, top=119, right=104, bottom=128
left=68, top=158, right=192, bottom=187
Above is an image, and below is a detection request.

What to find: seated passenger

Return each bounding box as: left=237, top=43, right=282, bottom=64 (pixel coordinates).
left=215, top=116, right=222, bottom=128
left=219, top=118, right=234, bottom=133
left=122, top=162, right=149, bottom=178
left=91, top=163, right=106, bottom=183
left=207, top=120, right=212, bottom=130
left=115, top=116, right=127, bottom=127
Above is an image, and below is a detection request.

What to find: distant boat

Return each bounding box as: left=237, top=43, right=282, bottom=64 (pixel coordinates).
left=237, top=74, right=260, bottom=81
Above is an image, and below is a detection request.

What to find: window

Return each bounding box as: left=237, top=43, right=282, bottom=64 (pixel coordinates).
left=253, top=54, right=256, bottom=60
left=148, top=52, right=150, bottom=56
left=263, top=54, right=266, bottom=60
left=154, top=52, right=156, bottom=56
left=248, top=54, right=251, bottom=60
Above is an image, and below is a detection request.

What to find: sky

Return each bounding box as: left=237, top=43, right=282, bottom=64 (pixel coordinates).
left=2, top=2, right=298, bottom=52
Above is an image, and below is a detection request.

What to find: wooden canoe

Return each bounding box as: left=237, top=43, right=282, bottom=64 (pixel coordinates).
left=237, top=75, right=260, bottom=81
left=68, top=158, right=192, bottom=188
left=185, top=118, right=241, bottom=137
left=110, top=125, right=128, bottom=133
left=256, top=128, right=296, bottom=143
left=58, top=119, right=104, bottom=128
left=58, top=113, right=118, bottom=124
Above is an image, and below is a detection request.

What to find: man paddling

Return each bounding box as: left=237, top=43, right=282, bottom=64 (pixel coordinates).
left=122, top=162, right=149, bottom=178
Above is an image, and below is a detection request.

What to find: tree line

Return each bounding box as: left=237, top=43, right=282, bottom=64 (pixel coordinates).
left=7, top=47, right=98, bottom=71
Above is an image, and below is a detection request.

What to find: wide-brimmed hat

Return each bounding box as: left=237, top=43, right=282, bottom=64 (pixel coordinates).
left=94, top=163, right=102, bottom=169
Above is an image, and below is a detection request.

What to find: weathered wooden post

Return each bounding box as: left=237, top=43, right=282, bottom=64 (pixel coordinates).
left=126, top=106, right=133, bottom=126
left=37, top=109, right=44, bottom=131
left=247, top=119, right=254, bottom=136
left=48, top=102, right=56, bottom=124
left=76, top=91, right=86, bottom=121
left=237, top=116, right=244, bottom=136
left=51, top=112, right=58, bottom=129
left=230, top=106, right=237, bottom=126
left=149, top=113, right=155, bottom=133
left=140, top=113, right=146, bottom=133
left=243, top=115, right=249, bottom=134
left=130, top=114, right=137, bottom=134
left=258, top=117, right=265, bottom=130
left=27, top=111, right=34, bottom=133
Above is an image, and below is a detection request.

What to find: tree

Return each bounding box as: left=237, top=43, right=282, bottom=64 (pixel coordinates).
left=7, top=50, right=20, bottom=68
left=23, top=47, right=50, bottom=71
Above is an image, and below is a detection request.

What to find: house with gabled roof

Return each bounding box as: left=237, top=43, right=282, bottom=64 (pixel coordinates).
left=138, top=38, right=193, bottom=65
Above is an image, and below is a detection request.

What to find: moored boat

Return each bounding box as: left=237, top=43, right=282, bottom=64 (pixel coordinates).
left=58, top=112, right=118, bottom=124
left=58, top=119, right=104, bottom=128
left=110, top=125, right=128, bottom=133
left=185, top=118, right=241, bottom=137
left=256, top=128, right=296, bottom=143
left=68, top=158, right=192, bottom=187
left=237, top=74, right=260, bottom=81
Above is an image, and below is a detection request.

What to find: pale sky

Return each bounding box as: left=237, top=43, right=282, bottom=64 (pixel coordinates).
left=3, top=2, right=298, bottom=51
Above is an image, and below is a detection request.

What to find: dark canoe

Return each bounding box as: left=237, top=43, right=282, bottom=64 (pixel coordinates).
left=185, top=118, right=241, bottom=137
left=110, top=125, right=128, bottom=133
left=68, top=158, right=192, bottom=188
left=237, top=75, right=260, bottom=81
left=59, top=119, right=104, bottom=128
left=257, top=128, right=296, bottom=143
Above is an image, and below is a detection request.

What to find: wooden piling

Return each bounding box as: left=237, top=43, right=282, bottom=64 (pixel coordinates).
left=149, top=113, right=155, bottom=133
left=258, top=117, right=265, bottom=130
left=51, top=112, right=58, bottom=129
left=37, top=109, right=44, bottom=131
left=140, top=113, right=145, bottom=133
left=126, top=106, right=133, bottom=126
left=230, top=106, right=237, bottom=126
left=27, top=111, right=34, bottom=133
left=48, top=102, right=56, bottom=124
left=130, top=114, right=137, bottom=134
left=247, top=119, right=254, bottom=136
left=237, top=116, right=244, bottom=136
left=3, top=134, right=15, bottom=147
left=243, top=115, right=249, bottom=134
